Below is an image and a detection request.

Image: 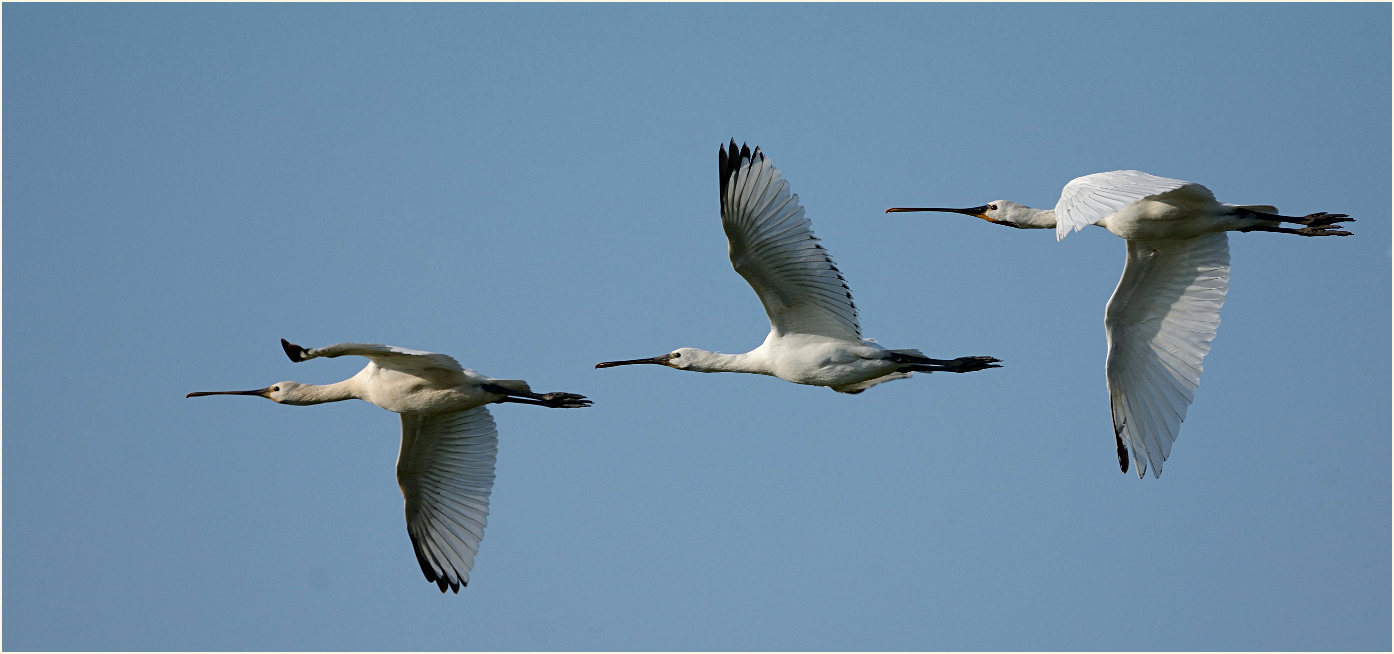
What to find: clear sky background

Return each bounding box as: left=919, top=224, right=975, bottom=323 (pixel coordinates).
left=4, top=3, right=1389, bottom=651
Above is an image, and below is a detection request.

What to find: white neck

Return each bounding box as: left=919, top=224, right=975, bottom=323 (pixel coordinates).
left=1000, top=203, right=1058, bottom=229
left=285, top=380, right=360, bottom=405
left=685, top=349, right=771, bottom=375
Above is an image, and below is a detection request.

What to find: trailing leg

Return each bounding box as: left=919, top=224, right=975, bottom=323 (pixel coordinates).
left=483, top=383, right=592, bottom=408
left=1237, top=208, right=1353, bottom=236
left=1240, top=224, right=1352, bottom=237
left=903, top=356, right=1002, bottom=373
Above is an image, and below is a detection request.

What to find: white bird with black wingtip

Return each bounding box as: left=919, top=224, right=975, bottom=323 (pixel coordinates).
left=188, top=339, right=591, bottom=592
left=887, top=170, right=1352, bottom=477
left=597, top=140, right=1001, bottom=391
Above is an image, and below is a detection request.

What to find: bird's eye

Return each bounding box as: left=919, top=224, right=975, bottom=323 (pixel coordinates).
left=671, top=352, right=681, bottom=359
left=988, top=204, right=998, bottom=211
left=271, top=386, right=280, bottom=392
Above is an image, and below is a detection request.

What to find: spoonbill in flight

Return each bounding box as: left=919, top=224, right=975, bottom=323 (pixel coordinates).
left=887, top=169, right=1352, bottom=477
left=596, top=140, right=1000, bottom=392
left=187, top=339, right=591, bottom=592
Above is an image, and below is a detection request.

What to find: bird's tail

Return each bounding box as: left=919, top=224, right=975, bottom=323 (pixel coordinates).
left=887, top=348, right=929, bottom=361
left=488, top=379, right=533, bottom=394
left=828, top=348, right=930, bottom=392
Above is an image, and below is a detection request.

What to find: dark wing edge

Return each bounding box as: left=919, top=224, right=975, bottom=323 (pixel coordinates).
left=717, top=140, right=861, bottom=339
left=398, top=406, right=499, bottom=592
left=1104, top=233, right=1230, bottom=478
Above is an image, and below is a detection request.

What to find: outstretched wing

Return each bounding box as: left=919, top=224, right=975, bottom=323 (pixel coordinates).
left=719, top=140, right=860, bottom=340
left=1104, top=233, right=1229, bottom=478
left=1055, top=170, right=1203, bottom=241
left=397, top=406, right=498, bottom=592
left=280, top=339, right=464, bottom=373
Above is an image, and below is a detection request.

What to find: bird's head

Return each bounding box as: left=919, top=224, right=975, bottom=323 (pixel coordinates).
left=595, top=347, right=707, bottom=371
left=886, top=200, right=1048, bottom=229
left=186, top=381, right=309, bottom=404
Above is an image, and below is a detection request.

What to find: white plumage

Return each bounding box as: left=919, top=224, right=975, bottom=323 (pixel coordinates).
left=1055, top=170, right=1200, bottom=240
left=597, top=140, right=1000, bottom=392
left=1104, top=232, right=1228, bottom=477
left=888, top=170, right=1351, bottom=476
left=188, top=339, right=590, bottom=592
left=721, top=145, right=861, bottom=341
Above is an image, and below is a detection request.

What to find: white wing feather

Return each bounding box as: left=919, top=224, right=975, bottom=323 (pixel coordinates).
left=720, top=142, right=860, bottom=340
left=397, top=406, right=498, bottom=592
left=288, top=341, right=465, bottom=373
left=1104, top=233, right=1229, bottom=478
left=1055, top=170, right=1199, bottom=241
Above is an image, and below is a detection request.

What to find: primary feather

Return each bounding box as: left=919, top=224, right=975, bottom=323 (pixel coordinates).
left=399, top=406, right=498, bottom=592
left=1104, top=233, right=1229, bottom=477
left=720, top=140, right=861, bottom=340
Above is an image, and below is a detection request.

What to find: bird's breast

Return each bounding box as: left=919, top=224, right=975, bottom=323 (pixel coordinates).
left=1102, top=199, right=1233, bottom=240
left=361, top=368, right=485, bottom=414
left=768, top=339, right=895, bottom=387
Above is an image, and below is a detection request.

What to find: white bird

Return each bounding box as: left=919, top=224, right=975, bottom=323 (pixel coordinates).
left=187, top=339, right=591, bottom=592
left=887, top=169, right=1352, bottom=477
left=596, top=140, right=1000, bottom=392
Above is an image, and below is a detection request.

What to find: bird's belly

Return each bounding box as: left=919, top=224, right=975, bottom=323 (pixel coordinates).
left=771, top=343, right=894, bottom=387
left=1104, top=200, right=1230, bottom=241
left=386, top=389, right=480, bottom=413
left=365, top=377, right=486, bottom=414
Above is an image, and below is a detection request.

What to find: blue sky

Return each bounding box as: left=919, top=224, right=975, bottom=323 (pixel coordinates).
left=4, top=3, right=1389, bottom=651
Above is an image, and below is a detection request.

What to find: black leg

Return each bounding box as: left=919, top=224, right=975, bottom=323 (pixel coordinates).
left=903, top=356, right=1002, bottom=373
left=1238, top=209, right=1353, bottom=236
left=1239, top=224, right=1352, bottom=237
left=483, top=383, right=592, bottom=408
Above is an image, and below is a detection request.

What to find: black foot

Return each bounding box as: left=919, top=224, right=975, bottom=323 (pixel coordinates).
left=535, top=392, right=592, bottom=408
left=942, top=356, right=1002, bottom=373
left=1296, top=224, right=1352, bottom=237
left=1297, top=212, right=1351, bottom=227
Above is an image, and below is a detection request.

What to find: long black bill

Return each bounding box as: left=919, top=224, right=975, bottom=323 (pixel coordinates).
left=885, top=205, right=990, bottom=216
left=595, top=354, right=672, bottom=369
left=186, top=388, right=270, bottom=399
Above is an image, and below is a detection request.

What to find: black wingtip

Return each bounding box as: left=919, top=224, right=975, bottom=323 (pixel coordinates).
left=280, top=338, right=309, bottom=362
left=412, top=531, right=463, bottom=593
left=719, top=139, right=739, bottom=203
left=1115, top=432, right=1129, bottom=474
left=719, top=139, right=761, bottom=214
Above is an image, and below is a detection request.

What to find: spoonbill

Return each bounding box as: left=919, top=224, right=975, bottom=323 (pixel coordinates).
left=596, top=140, right=1000, bottom=392
left=887, top=169, right=1352, bottom=477
left=187, top=339, right=591, bottom=592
